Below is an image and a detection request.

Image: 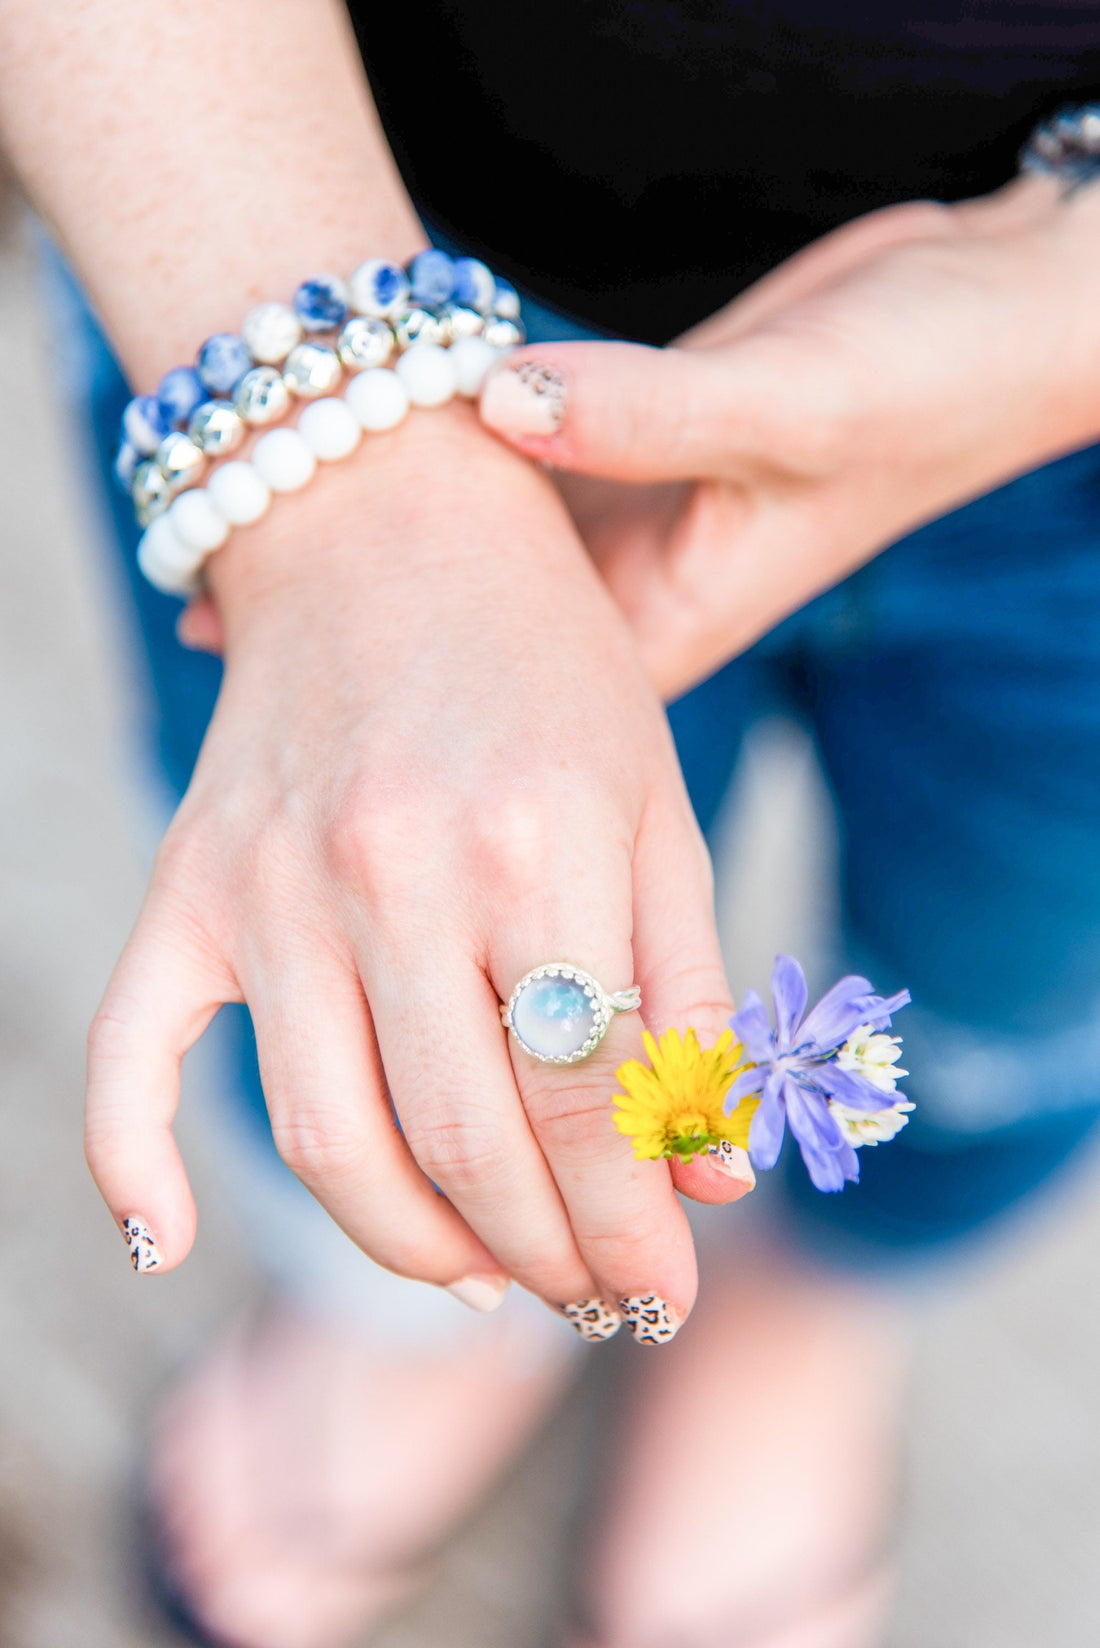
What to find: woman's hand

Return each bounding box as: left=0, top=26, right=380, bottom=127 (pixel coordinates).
left=479, top=177, right=1100, bottom=700
left=85, top=408, right=746, bottom=1337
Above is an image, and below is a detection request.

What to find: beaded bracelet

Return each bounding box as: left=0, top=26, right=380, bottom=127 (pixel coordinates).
left=1020, top=103, right=1100, bottom=191
left=115, top=249, right=524, bottom=596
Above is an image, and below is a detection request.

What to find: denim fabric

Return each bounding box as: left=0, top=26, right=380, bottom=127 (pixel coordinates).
left=59, top=247, right=1100, bottom=1266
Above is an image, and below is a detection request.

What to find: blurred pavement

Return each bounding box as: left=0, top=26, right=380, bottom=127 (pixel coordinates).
left=2, top=204, right=1100, bottom=1647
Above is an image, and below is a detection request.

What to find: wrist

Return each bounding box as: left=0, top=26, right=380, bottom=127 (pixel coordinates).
left=204, top=402, right=566, bottom=640
left=965, top=173, right=1100, bottom=453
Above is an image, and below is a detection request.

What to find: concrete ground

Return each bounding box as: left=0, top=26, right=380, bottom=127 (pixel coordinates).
left=2, top=202, right=1100, bottom=1647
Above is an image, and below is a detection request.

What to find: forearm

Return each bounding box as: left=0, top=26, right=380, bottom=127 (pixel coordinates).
left=0, top=0, right=425, bottom=387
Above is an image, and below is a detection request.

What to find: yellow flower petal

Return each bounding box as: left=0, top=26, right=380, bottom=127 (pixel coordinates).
left=612, top=1027, right=759, bottom=1164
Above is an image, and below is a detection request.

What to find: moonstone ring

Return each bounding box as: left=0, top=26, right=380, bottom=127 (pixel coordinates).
left=501, top=964, right=642, bottom=1065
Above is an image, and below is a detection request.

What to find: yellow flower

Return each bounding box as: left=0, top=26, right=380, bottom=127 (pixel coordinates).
left=613, top=1027, right=760, bottom=1163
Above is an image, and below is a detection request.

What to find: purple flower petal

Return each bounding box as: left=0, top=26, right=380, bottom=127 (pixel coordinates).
left=799, top=1135, right=861, bottom=1192
left=724, top=1065, right=765, bottom=1112
left=747, top=1067, right=786, bottom=1171
left=863, top=988, right=912, bottom=1031
left=798, top=974, right=875, bottom=1050
left=730, top=990, right=776, bottom=1063
left=811, top=1060, right=894, bottom=1111
left=783, top=1078, right=844, bottom=1156
left=770, top=955, right=808, bottom=1048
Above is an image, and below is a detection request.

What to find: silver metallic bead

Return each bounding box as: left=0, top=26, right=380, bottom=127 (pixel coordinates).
left=234, top=365, right=292, bottom=425
left=187, top=398, right=245, bottom=456
left=282, top=341, right=343, bottom=398
left=393, top=307, right=450, bottom=351
left=132, top=460, right=171, bottom=527
left=482, top=315, right=526, bottom=349
left=1080, top=109, right=1100, bottom=153
left=336, top=316, right=395, bottom=372
left=443, top=304, right=484, bottom=341
left=155, top=431, right=206, bottom=495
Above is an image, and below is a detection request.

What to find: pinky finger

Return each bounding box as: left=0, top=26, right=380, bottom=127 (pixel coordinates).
left=84, top=901, right=237, bottom=1273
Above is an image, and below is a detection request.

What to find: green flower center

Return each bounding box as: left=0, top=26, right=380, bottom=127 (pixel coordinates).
left=663, top=1122, right=723, bottom=1162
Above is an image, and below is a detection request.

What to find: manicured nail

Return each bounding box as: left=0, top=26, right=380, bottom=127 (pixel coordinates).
left=480, top=361, right=566, bottom=436
left=708, top=1141, right=757, bottom=1188
left=447, top=1273, right=511, bottom=1313
left=122, top=1216, right=164, bottom=1274
left=562, top=1298, right=623, bottom=1343
left=619, top=1294, right=682, bottom=1345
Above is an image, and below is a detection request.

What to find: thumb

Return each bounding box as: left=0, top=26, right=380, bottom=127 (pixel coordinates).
left=478, top=341, right=745, bottom=483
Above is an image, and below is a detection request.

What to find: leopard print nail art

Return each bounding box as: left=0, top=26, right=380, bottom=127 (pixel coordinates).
left=619, top=1294, right=681, bottom=1345
left=511, top=361, right=567, bottom=429
left=122, top=1216, right=164, bottom=1274
left=563, top=1298, right=623, bottom=1342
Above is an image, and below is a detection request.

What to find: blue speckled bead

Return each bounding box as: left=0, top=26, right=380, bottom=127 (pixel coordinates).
left=408, top=249, right=455, bottom=308
left=122, top=393, right=172, bottom=456
left=349, top=259, right=410, bottom=318
left=293, top=275, right=350, bottom=333
left=492, top=280, right=521, bottom=321
left=196, top=333, right=253, bottom=396
left=113, top=439, right=140, bottom=493
left=452, top=258, right=497, bottom=315
left=157, top=365, right=206, bottom=428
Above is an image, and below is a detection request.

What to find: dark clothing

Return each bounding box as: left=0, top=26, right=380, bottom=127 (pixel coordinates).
left=348, top=1, right=1100, bottom=340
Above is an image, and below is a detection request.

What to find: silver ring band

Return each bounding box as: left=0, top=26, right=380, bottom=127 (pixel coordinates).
left=501, top=963, right=641, bottom=1065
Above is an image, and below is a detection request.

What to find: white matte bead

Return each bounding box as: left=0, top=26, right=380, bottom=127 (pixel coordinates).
left=242, top=301, right=302, bottom=365
left=394, top=343, right=457, bottom=408
left=207, top=460, right=271, bottom=526
left=137, top=513, right=205, bottom=595
left=344, top=367, right=410, bottom=432
left=297, top=396, right=362, bottom=462
left=251, top=427, right=317, bottom=492
left=168, top=488, right=231, bottom=554
left=449, top=335, right=501, bottom=398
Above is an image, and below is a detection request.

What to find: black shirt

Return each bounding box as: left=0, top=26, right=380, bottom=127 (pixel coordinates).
left=348, top=2, right=1100, bottom=341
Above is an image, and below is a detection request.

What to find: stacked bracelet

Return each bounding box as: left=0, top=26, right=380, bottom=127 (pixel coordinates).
left=1020, top=103, right=1100, bottom=190
left=115, top=249, right=524, bottom=595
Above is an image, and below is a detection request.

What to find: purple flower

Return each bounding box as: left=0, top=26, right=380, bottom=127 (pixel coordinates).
left=726, top=956, right=911, bottom=1193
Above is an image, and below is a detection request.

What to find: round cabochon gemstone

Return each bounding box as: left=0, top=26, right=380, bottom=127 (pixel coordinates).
left=511, top=972, right=598, bottom=1060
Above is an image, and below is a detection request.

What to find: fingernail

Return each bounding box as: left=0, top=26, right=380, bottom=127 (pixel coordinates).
left=122, top=1216, right=164, bottom=1274
left=480, top=361, right=566, bottom=436
left=619, top=1294, right=683, bottom=1345
left=447, top=1273, right=511, bottom=1313
left=562, top=1298, right=623, bottom=1343
left=708, top=1141, right=757, bottom=1187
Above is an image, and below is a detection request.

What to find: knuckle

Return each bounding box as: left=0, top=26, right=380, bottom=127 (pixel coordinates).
left=326, top=786, right=424, bottom=901
left=151, top=821, right=219, bottom=899
left=469, top=794, right=563, bottom=898
left=402, top=1105, right=509, bottom=1197
left=86, top=996, right=140, bottom=1068
left=651, top=956, right=733, bottom=1021
left=271, top=1105, right=367, bottom=1186
left=525, top=1072, right=620, bottom=1152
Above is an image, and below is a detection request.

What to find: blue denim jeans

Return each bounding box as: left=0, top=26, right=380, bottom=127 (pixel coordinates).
left=56, top=246, right=1100, bottom=1276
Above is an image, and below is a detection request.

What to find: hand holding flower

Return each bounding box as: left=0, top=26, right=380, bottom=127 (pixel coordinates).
left=613, top=957, right=911, bottom=1195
